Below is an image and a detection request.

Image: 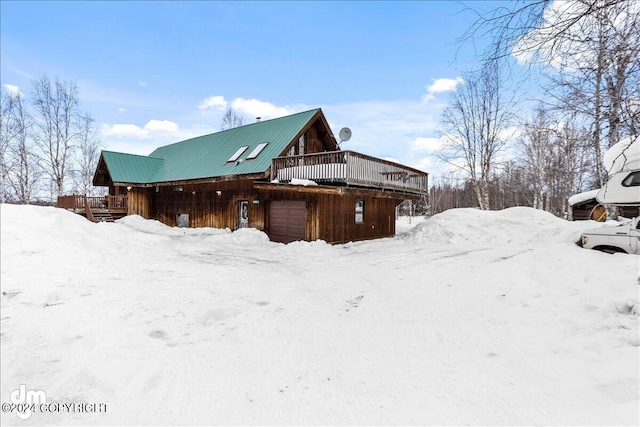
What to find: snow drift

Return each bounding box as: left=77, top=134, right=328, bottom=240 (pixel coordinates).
left=1, top=204, right=638, bottom=426
left=405, top=206, right=607, bottom=247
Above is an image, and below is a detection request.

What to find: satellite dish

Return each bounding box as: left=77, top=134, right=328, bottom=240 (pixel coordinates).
left=339, top=127, right=352, bottom=143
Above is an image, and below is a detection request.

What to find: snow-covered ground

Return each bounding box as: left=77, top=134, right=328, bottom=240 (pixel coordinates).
left=1, top=204, right=638, bottom=426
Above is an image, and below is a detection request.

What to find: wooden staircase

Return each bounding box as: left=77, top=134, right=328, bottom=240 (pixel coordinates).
left=89, top=211, right=127, bottom=223
left=58, top=194, right=128, bottom=223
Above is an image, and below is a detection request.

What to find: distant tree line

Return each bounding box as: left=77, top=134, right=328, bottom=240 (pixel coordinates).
left=429, top=0, right=639, bottom=217
left=0, top=75, right=103, bottom=204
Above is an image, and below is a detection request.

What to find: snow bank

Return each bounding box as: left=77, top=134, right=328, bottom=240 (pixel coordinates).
left=406, top=206, right=608, bottom=246
left=1, top=204, right=638, bottom=426
left=117, top=215, right=230, bottom=236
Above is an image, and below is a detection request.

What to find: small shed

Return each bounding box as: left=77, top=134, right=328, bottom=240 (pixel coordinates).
left=568, top=189, right=606, bottom=221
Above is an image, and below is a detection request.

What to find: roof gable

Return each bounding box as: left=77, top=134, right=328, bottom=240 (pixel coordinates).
left=98, top=108, right=330, bottom=185
left=93, top=151, right=163, bottom=185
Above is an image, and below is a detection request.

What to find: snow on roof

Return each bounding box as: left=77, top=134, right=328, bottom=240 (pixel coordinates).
left=568, top=189, right=601, bottom=206
left=603, top=135, right=639, bottom=174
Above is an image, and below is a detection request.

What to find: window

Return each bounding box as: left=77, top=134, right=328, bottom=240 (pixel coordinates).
left=177, top=214, right=189, bottom=228
left=622, top=171, right=640, bottom=187
left=227, top=146, right=249, bottom=162
left=246, top=142, right=269, bottom=160
left=298, top=135, right=305, bottom=155
left=355, top=200, right=364, bottom=223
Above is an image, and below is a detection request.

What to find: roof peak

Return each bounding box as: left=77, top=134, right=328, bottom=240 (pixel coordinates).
left=156, top=108, right=321, bottom=151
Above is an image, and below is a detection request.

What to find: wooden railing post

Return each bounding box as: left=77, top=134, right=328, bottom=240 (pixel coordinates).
left=83, top=195, right=96, bottom=222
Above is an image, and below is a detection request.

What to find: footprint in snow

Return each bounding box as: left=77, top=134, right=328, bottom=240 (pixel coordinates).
left=345, top=295, right=364, bottom=311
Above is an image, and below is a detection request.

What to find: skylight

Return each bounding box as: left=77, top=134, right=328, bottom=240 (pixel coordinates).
left=227, top=146, right=248, bottom=162
left=246, top=142, right=269, bottom=160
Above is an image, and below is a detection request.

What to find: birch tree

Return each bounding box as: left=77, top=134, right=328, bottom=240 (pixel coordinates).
left=1, top=89, right=42, bottom=203
left=439, top=60, right=514, bottom=210
left=31, top=76, right=80, bottom=197
left=464, top=0, right=640, bottom=185
left=7, top=92, right=41, bottom=203
left=0, top=87, right=14, bottom=203
left=71, top=113, right=102, bottom=196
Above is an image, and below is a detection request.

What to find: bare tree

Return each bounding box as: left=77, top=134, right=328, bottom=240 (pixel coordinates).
left=0, top=86, right=15, bottom=203
left=516, top=106, right=594, bottom=214
left=461, top=0, right=629, bottom=61
left=538, top=1, right=639, bottom=183
left=463, top=0, right=640, bottom=186
left=3, top=91, right=41, bottom=203
left=220, top=108, right=245, bottom=130
left=31, top=76, right=80, bottom=198
left=71, top=113, right=102, bottom=196
left=439, top=60, right=515, bottom=210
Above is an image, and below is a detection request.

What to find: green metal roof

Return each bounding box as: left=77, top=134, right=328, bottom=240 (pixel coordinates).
left=101, top=151, right=164, bottom=183
left=101, top=109, right=321, bottom=184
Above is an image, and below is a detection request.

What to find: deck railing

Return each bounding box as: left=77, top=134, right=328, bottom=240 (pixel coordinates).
left=57, top=195, right=128, bottom=211
left=271, top=150, right=428, bottom=195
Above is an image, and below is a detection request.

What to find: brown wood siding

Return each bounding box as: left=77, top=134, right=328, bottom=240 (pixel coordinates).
left=127, top=188, right=151, bottom=218
left=570, top=200, right=600, bottom=221
left=269, top=201, right=306, bottom=243
left=257, top=186, right=398, bottom=244
left=149, top=180, right=265, bottom=229
left=619, top=206, right=640, bottom=219
left=123, top=179, right=399, bottom=244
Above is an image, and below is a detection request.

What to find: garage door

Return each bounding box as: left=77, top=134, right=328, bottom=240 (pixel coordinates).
left=269, top=201, right=306, bottom=243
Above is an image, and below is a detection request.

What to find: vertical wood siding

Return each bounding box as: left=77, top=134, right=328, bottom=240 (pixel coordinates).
left=258, top=187, right=398, bottom=243
left=126, top=179, right=398, bottom=244
left=128, top=188, right=151, bottom=218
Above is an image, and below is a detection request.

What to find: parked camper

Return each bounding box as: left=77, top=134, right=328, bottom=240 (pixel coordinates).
left=576, top=135, right=639, bottom=255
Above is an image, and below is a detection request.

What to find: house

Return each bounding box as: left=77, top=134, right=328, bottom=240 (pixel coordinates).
left=62, top=108, right=429, bottom=244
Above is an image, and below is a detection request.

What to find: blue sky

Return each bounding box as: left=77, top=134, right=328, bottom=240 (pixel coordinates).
left=1, top=1, right=501, bottom=177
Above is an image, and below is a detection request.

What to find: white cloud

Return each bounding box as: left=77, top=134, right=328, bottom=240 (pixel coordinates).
left=3, top=84, right=22, bottom=96
left=102, top=120, right=180, bottom=139
left=102, top=123, right=149, bottom=139
left=410, top=136, right=446, bottom=153
left=144, top=119, right=179, bottom=133
left=198, top=95, right=228, bottom=111
left=118, top=107, right=126, bottom=113
left=230, top=98, right=294, bottom=120
left=139, top=81, right=148, bottom=87
left=422, top=77, right=464, bottom=101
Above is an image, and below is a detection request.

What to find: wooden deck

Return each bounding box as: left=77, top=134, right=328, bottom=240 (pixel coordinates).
left=57, top=195, right=128, bottom=222
left=271, top=150, right=429, bottom=195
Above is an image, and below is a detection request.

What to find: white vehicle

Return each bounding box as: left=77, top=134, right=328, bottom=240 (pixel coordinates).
left=579, top=217, right=640, bottom=254
left=576, top=136, right=640, bottom=255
